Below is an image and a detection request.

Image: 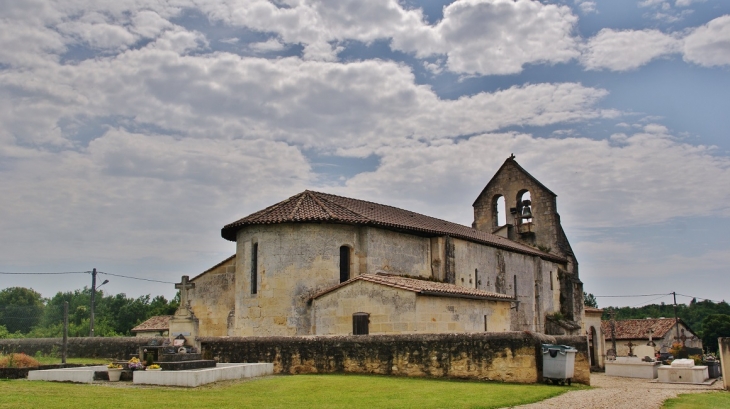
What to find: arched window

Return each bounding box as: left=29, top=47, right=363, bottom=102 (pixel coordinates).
left=339, top=246, right=351, bottom=283
left=493, top=195, right=506, bottom=228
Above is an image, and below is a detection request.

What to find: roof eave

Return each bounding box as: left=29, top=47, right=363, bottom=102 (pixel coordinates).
left=418, top=290, right=516, bottom=303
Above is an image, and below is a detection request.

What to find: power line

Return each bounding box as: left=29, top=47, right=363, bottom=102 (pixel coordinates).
left=0, top=271, right=91, bottom=275
left=630, top=293, right=671, bottom=308
left=675, top=293, right=726, bottom=304
left=594, top=293, right=670, bottom=298
left=98, top=271, right=175, bottom=284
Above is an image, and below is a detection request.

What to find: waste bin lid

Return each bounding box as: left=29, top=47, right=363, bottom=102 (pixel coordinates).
left=541, top=344, right=578, bottom=353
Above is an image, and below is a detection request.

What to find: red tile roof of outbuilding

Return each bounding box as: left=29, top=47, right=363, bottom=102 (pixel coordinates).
left=131, top=315, right=172, bottom=333
left=600, top=318, right=696, bottom=340
left=312, top=272, right=515, bottom=302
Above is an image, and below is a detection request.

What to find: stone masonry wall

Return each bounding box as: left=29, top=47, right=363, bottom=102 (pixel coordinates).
left=0, top=337, right=160, bottom=359
left=200, top=332, right=590, bottom=385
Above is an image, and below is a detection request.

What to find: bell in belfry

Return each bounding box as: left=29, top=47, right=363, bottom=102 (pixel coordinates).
left=521, top=204, right=533, bottom=219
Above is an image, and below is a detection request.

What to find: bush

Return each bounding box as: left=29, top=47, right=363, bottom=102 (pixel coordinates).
left=0, top=353, right=41, bottom=368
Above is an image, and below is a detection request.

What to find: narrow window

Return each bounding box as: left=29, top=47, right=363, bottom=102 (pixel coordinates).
left=251, top=242, right=258, bottom=295
left=339, top=246, right=350, bottom=283
left=353, top=312, right=369, bottom=335
left=484, top=315, right=488, bottom=332
left=475, top=269, right=479, bottom=289
left=550, top=271, right=554, bottom=290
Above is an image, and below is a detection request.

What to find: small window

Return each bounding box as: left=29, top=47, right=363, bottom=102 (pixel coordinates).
left=339, top=246, right=351, bottom=283
left=550, top=271, right=553, bottom=290
left=251, top=242, right=258, bottom=295
left=353, top=312, right=369, bottom=335
left=484, top=315, right=488, bottom=332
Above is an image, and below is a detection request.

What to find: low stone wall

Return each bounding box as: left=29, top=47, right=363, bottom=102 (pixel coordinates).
left=0, top=337, right=163, bottom=359
left=200, top=332, right=590, bottom=385
left=1, top=333, right=591, bottom=385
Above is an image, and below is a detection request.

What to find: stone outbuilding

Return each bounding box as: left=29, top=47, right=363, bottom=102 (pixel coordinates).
left=583, top=306, right=605, bottom=368
left=601, top=318, right=702, bottom=358
left=179, top=156, right=585, bottom=338
left=131, top=315, right=172, bottom=337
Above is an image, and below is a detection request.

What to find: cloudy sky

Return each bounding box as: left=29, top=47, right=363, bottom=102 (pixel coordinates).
left=1, top=0, right=729, bottom=309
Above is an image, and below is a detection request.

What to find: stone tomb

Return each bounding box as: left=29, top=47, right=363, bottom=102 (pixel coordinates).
left=28, top=363, right=273, bottom=387
left=605, top=356, right=661, bottom=379
left=657, top=359, right=709, bottom=384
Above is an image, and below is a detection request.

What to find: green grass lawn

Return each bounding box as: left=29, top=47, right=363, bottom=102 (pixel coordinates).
left=662, top=391, right=730, bottom=408
left=0, top=374, right=576, bottom=409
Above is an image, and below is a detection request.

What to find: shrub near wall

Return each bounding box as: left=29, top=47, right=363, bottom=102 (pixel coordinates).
left=0, top=337, right=162, bottom=360
left=200, top=332, right=590, bottom=385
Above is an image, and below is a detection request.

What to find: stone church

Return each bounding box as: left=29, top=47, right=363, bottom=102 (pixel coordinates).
left=175, top=156, right=584, bottom=338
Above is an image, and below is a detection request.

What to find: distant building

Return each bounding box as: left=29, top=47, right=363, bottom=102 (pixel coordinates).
left=131, top=315, right=172, bottom=337
left=601, top=318, right=702, bottom=358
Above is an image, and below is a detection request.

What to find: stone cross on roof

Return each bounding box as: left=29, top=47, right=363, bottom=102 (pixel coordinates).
left=175, top=275, right=195, bottom=308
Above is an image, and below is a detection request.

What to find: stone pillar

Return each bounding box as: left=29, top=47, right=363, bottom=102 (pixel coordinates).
left=719, top=337, right=730, bottom=390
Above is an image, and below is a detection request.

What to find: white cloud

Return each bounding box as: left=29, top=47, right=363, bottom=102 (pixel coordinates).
left=0, top=129, right=313, bottom=266
left=574, top=0, right=597, bottom=14
left=581, top=29, right=681, bottom=71
left=250, top=38, right=286, bottom=53
left=683, top=15, right=730, bottom=67
left=675, top=0, right=705, bottom=7
left=394, top=0, right=580, bottom=75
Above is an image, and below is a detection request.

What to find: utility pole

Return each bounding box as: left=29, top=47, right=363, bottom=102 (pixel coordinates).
left=89, top=268, right=109, bottom=337
left=62, top=301, right=68, bottom=364
left=90, top=268, right=96, bottom=337
left=672, top=291, right=680, bottom=340
left=609, top=308, right=617, bottom=356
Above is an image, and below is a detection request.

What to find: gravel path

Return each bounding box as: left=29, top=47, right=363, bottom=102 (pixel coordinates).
left=512, top=374, right=724, bottom=409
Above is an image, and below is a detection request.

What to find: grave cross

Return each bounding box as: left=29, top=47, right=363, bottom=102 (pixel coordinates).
left=625, top=340, right=637, bottom=357
left=674, top=329, right=696, bottom=348
left=175, top=275, right=195, bottom=308
left=646, top=328, right=656, bottom=347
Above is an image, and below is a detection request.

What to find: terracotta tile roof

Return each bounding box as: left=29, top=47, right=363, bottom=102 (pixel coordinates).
left=584, top=307, right=603, bottom=314
left=222, top=190, right=565, bottom=263
left=131, top=315, right=172, bottom=333
left=312, top=272, right=515, bottom=302
left=600, top=318, right=695, bottom=340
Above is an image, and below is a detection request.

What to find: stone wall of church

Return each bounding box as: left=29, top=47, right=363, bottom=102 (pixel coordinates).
left=234, top=223, right=363, bottom=337
left=451, top=238, right=562, bottom=333
left=189, top=256, right=236, bottom=337
left=312, top=280, right=510, bottom=335
left=228, top=222, right=566, bottom=337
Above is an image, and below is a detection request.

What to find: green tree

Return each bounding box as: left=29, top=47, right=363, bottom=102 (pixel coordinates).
left=584, top=292, right=598, bottom=308
left=700, top=314, right=730, bottom=352
left=0, top=287, right=45, bottom=333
